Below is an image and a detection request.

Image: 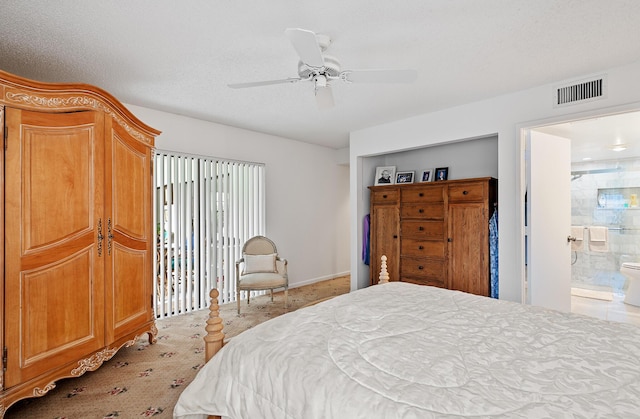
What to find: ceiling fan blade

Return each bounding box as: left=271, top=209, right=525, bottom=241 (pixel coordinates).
left=341, top=69, right=418, bottom=84
left=285, top=28, right=325, bottom=68
left=228, top=77, right=301, bottom=89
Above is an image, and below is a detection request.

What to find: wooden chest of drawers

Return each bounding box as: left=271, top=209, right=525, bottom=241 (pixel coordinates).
left=369, top=177, right=497, bottom=296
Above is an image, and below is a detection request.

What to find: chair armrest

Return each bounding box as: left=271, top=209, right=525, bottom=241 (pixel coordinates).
left=275, top=258, right=288, bottom=277
left=235, top=258, right=245, bottom=284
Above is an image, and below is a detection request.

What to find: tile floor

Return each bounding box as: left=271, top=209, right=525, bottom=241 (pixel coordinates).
left=571, top=291, right=640, bottom=326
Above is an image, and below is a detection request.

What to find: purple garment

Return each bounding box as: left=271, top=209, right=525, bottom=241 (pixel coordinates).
left=362, top=214, right=370, bottom=265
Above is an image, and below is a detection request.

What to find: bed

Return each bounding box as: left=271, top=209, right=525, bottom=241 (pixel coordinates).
left=174, top=281, right=640, bottom=418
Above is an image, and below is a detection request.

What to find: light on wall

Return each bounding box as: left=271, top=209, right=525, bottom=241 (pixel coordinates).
left=610, top=144, right=627, bottom=152
left=610, top=137, right=627, bottom=152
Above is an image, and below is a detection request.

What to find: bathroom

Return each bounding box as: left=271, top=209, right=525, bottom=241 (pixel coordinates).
left=571, top=156, right=640, bottom=298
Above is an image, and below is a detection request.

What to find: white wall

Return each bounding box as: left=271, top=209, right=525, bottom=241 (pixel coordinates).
left=350, top=60, right=640, bottom=301
left=126, top=104, right=351, bottom=288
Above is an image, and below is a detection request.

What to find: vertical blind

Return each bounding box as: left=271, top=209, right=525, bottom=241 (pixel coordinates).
left=153, top=151, right=265, bottom=318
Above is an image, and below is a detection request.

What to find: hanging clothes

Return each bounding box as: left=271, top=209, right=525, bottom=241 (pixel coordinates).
left=489, top=207, right=499, bottom=299
left=362, top=214, right=370, bottom=265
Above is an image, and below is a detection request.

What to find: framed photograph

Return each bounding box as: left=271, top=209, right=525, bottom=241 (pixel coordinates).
left=435, top=167, right=449, bottom=181
left=396, top=171, right=414, bottom=184
left=420, top=169, right=433, bottom=183
left=374, top=166, right=396, bottom=185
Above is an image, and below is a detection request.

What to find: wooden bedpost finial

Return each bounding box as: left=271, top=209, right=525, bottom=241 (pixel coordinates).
left=204, top=288, right=225, bottom=362
left=379, top=255, right=389, bottom=284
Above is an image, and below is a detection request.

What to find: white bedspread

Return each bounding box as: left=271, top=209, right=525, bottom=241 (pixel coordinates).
left=174, top=282, right=640, bottom=418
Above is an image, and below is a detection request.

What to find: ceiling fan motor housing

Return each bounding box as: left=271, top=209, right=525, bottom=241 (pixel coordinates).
left=298, top=55, right=341, bottom=80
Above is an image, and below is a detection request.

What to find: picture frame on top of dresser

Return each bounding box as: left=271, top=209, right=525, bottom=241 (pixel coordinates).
left=396, top=171, right=414, bottom=184
left=420, top=169, right=434, bottom=182
left=435, top=167, right=449, bottom=181
left=374, top=166, right=396, bottom=185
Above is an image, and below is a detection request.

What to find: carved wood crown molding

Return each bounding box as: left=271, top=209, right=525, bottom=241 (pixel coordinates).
left=4, top=91, right=153, bottom=146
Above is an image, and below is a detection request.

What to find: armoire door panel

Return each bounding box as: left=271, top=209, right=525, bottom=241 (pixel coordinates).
left=110, top=128, right=150, bottom=241
left=112, top=245, right=149, bottom=329
left=16, top=114, right=97, bottom=253
left=17, top=250, right=102, bottom=379
left=4, top=108, right=105, bottom=388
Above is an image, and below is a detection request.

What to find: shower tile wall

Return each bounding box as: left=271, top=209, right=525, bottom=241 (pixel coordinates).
left=571, top=158, right=640, bottom=293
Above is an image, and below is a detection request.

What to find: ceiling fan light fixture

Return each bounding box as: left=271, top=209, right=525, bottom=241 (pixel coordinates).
left=314, top=76, right=334, bottom=109
left=315, top=74, right=328, bottom=89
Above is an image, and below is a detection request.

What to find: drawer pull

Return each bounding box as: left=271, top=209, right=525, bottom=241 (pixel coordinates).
left=383, top=194, right=388, bottom=198
left=463, top=190, right=468, bottom=195
left=418, top=245, right=424, bottom=250
left=418, top=265, right=424, bottom=270
left=418, top=193, right=424, bottom=197
left=418, top=226, right=424, bottom=231
left=418, top=208, right=424, bottom=213
left=393, top=235, right=398, bottom=239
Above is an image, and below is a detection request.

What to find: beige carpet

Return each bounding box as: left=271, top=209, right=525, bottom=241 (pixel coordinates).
left=5, top=275, right=350, bottom=418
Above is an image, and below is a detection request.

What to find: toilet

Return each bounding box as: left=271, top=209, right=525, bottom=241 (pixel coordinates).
left=621, top=262, right=640, bottom=306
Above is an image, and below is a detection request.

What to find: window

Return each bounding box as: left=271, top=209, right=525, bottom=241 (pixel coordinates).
left=154, top=151, right=265, bottom=317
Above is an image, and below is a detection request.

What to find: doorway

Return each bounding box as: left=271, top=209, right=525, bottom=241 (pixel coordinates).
left=526, top=109, right=640, bottom=319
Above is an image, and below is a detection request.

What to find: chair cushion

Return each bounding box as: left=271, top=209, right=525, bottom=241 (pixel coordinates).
left=242, top=253, right=277, bottom=274
left=238, top=272, right=287, bottom=289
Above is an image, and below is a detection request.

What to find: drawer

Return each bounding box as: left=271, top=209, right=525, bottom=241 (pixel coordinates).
left=401, top=220, right=444, bottom=239
left=400, top=276, right=445, bottom=288
left=400, top=256, right=446, bottom=282
left=371, top=189, right=399, bottom=204
left=401, top=238, right=445, bottom=258
left=401, top=186, right=444, bottom=203
left=448, top=182, right=485, bottom=202
left=401, top=203, right=444, bottom=219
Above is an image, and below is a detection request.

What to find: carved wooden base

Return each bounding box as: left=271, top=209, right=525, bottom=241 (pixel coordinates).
left=0, top=321, right=157, bottom=417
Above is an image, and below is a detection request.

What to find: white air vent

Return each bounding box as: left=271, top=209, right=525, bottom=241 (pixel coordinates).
left=553, top=75, right=607, bottom=107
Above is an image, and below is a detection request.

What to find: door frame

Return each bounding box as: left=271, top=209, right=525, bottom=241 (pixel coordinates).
left=516, top=102, right=640, bottom=305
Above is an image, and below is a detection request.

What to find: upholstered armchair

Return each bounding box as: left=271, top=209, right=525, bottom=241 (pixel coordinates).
left=235, top=236, right=288, bottom=314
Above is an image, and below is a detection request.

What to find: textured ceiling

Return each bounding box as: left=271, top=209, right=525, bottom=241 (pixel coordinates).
left=2, top=0, right=640, bottom=151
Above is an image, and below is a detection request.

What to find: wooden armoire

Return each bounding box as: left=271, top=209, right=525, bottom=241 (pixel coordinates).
left=368, top=177, right=497, bottom=296
left=0, top=70, right=160, bottom=413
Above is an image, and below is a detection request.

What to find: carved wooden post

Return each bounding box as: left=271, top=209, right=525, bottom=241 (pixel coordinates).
left=204, top=289, right=225, bottom=362
left=379, top=255, right=390, bottom=284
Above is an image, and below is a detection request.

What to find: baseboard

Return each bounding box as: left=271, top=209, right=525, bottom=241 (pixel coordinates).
left=288, top=271, right=350, bottom=290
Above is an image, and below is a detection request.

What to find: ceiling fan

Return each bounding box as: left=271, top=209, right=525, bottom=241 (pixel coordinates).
left=228, top=28, right=418, bottom=109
